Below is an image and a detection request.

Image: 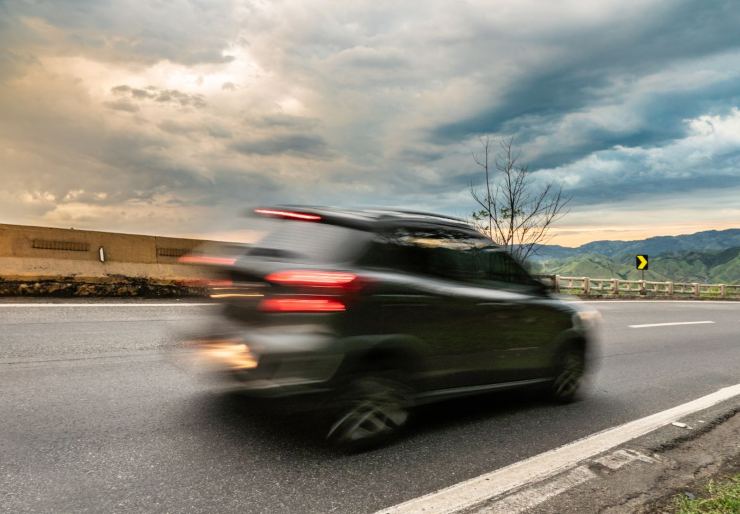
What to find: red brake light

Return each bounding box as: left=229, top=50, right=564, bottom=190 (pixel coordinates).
left=259, top=298, right=345, bottom=312
left=254, top=208, right=321, bottom=221
left=178, top=255, right=237, bottom=266
left=265, top=270, right=357, bottom=288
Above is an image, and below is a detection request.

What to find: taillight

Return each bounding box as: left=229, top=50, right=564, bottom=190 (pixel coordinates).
left=258, top=298, right=345, bottom=312
left=260, top=270, right=363, bottom=313
left=265, top=270, right=358, bottom=288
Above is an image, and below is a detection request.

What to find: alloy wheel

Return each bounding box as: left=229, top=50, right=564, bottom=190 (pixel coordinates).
left=327, top=377, right=409, bottom=449
left=552, top=348, right=585, bottom=401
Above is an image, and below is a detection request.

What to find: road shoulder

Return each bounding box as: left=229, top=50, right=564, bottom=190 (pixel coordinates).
left=491, top=399, right=739, bottom=513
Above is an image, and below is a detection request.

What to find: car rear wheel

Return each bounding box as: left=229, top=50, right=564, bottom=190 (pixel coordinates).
left=550, top=344, right=585, bottom=403
left=326, top=374, right=411, bottom=451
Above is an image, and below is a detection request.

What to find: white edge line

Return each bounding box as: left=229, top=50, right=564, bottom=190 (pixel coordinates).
left=0, top=303, right=215, bottom=307
left=483, top=465, right=597, bottom=514
left=376, top=383, right=740, bottom=514
left=629, top=320, right=715, bottom=328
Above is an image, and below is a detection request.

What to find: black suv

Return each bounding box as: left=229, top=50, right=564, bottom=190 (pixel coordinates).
left=187, top=206, right=600, bottom=448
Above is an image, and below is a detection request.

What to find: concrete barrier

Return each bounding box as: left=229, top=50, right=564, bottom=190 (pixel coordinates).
left=0, top=223, right=228, bottom=296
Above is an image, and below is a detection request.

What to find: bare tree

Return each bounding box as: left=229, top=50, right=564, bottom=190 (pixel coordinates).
left=470, top=136, right=569, bottom=262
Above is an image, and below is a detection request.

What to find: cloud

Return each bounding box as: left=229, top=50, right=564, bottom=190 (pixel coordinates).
left=254, top=114, right=320, bottom=130
left=231, top=134, right=331, bottom=158
left=103, top=99, right=139, bottom=113
left=111, top=85, right=207, bottom=108
left=430, top=1, right=740, bottom=162
left=534, top=108, right=740, bottom=205
left=1, top=0, right=240, bottom=66
left=1, top=0, right=740, bottom=243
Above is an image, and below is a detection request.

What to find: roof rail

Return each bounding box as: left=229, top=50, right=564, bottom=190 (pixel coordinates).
left=389, top=210, right=468, bottom=223
left=247, top=205, right=471, bottom=227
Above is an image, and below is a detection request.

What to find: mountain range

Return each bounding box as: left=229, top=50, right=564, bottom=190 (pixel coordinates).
left=528, top=229, right=740, bottom=284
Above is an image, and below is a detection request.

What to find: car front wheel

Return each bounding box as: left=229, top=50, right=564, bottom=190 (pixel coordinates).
left=550, top=344, right=586, bottom=403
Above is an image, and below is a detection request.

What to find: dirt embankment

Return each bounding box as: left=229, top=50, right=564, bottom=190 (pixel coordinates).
left=527, top=406, right=740, bottom=513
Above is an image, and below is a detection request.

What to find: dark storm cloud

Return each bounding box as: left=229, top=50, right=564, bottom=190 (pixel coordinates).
left=569, top=172, right=740, bottom=205
left=431, top=0, right=740, bottom=169
left=565, top=150, right=740, bottom=206
left=230, top=134, right=331, bottom=158
left=518, top=75, right=740, bottom=170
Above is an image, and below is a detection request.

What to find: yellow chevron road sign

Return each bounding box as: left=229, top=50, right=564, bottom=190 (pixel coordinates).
left=636, top=255, right=649, bottom=270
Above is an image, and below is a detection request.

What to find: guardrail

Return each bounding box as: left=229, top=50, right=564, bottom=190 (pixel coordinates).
left=534, top=275, right=740, bottom=299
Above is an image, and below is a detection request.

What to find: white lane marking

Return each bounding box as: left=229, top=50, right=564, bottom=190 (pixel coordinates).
left=0, top=303, right=214, bottom=307
left=628, top=320, right=714, bottom=328
left=376, top=383, right=740, bottom=514
left=476, top=449, right=658, bottom=514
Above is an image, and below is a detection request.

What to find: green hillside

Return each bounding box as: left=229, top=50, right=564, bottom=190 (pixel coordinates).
left=531, top=228, right=740, bottom=261
left=532, top=247, right=740, bottom=284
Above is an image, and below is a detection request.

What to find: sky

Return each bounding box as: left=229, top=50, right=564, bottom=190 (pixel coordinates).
left=1, top=0, right=740, bottom=247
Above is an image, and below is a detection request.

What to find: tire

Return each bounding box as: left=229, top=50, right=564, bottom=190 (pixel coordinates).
left=549, top=343, right=586, bottom=403
left=325, top=374, right=411, bottom=451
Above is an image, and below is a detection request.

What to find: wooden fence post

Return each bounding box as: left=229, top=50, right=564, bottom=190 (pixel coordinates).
left=693, top=283, right=700, bottom=297
left=667, top=281, right=674, bottom=296
left=583, top=277, right=590, bottom=295
left=611, top=279, right=619, bottom=295
left=720, top=284, right=726, bottom=298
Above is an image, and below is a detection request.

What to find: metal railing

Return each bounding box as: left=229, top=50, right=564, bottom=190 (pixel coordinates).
left=534, top=275, right=740, bottom=299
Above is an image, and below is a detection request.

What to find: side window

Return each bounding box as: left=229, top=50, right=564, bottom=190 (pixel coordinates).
left=426, top=247, right=484, bottom=281
left=359, top=227, right=540, bottom=292
left=357, top=227, right=487, bottom=281
left=357, top=239, right=427, bottom=275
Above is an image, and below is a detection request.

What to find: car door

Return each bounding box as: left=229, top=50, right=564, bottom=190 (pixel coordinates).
left=420, top=240, right=516, bottom=388
left=368, top=226, right=496, bottom=390
left=475, top=249, right=559, bottom=381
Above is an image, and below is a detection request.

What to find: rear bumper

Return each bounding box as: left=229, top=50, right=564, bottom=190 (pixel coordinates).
left=186, top=326, right=344, bottom=398
left=208, top=372, right=333, bottom=398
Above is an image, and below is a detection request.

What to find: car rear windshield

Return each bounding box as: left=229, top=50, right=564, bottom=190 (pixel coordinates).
left=246, top=220, right=373, bottom=263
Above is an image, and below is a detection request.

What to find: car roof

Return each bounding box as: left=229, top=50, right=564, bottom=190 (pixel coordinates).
left=252, top=205, right=477, bottom=232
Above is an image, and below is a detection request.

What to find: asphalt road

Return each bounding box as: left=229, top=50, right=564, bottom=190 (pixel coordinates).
left=1, top=300, right=738, bottom=513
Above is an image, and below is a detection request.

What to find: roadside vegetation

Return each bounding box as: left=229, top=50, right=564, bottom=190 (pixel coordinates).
left=673, top=474, right=740, bottom=513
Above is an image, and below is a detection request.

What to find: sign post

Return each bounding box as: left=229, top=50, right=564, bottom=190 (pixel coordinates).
left=636, top=254, right=648, bottom=282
